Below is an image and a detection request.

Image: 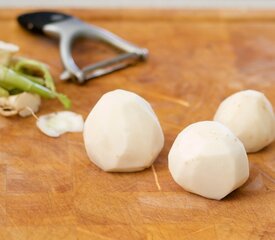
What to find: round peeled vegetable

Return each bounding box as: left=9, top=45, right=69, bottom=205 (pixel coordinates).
left=168, top=121, right=249, bottom=200
left=214, top=90, right=275, bottom=153
left=83, top=89, right=164, bottom=172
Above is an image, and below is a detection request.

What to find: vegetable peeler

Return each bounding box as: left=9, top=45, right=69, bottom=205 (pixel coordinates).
left=17, top=11, right=148, bottom=83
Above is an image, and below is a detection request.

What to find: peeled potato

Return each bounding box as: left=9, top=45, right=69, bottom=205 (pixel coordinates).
left=214, top=90, right=275, bottom=153
left=168, top=121, right=249, bottom=200
left=83, top=89, right=164, bottom=172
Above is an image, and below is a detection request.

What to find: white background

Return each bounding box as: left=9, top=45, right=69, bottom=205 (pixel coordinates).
left=1, top=0, right=275, bottom=8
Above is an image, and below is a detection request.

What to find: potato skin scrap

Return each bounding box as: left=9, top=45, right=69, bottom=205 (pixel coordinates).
left=0, top=92, right=41, bottom=117
left=36, top=111, right=84, bottom=137
left=0, top=41, right=19, bottom=67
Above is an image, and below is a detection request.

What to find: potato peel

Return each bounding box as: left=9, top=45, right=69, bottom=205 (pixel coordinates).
left=36, top=111, right=84, bottom=137
left=0, top=92, right=41, bottom=117
left=0, top=41, right=19, bottom=66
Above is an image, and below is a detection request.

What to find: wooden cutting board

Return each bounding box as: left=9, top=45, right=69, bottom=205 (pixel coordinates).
left=0, top=9, right=274, bottom=240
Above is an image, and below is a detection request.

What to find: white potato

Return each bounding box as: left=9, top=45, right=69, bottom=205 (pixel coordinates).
left=83, top=89, right=164, bottom=172
left=168, top=121, right=249, bottom=200
left=214, top=90, right=275, bottom=153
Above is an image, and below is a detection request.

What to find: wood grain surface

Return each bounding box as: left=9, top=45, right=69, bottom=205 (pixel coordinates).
left=0, top=9, right=275, bottom=240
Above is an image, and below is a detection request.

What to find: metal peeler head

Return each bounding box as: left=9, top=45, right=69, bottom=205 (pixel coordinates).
left=17, top=11, right=148, bottom=83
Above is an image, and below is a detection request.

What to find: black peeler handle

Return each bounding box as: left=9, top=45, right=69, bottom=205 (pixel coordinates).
left=17, top=11, right=72, bottom=34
